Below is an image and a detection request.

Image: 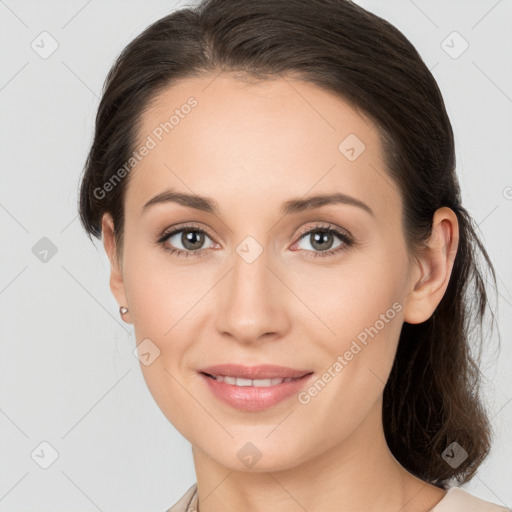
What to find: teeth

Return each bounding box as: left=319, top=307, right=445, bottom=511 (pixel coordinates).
left=211, top=375, right=295, bottom=387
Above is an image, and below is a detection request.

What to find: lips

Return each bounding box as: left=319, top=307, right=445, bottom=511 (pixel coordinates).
left=198, top=363, right=313, bottom=380
left=198, top=366, right=315, bottom=412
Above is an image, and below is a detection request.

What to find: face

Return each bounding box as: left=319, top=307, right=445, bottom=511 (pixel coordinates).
left=106, top=73, right=420, bottom=472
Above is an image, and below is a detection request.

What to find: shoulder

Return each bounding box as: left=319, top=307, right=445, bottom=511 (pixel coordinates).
left=432, top=486, right=511, bottom=512
left=164, top=483, right=198, bottom=512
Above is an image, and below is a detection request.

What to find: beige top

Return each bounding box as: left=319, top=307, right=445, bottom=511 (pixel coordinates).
left=165, top=483, right=510, bottom=512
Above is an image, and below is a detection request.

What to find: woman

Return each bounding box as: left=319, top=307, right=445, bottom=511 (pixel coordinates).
left=78, top=0, right=509, bottom=510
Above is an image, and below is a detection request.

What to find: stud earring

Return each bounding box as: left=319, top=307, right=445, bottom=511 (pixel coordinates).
left=119, top=306, right=129, bottom=316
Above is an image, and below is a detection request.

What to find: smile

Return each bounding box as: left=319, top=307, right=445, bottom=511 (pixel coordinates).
left=202, top=373, right=302, bottom=387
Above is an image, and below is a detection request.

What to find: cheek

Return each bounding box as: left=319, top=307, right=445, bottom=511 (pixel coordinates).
left=121, top=238, right=208, bottom=336
left=292, top=249, right=407, bottom=403
left=289, top=252, right=407, bottom=339
left=293, top=270, right=405, bottom=444
left=122, top=244, right=201, bottom=438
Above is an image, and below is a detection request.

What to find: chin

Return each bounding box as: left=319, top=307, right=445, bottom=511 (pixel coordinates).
left=201, top=440, right=307, bottom=474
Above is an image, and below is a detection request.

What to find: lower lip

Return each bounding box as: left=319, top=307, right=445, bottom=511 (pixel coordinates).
left=199, top=372, right=314, bottom=412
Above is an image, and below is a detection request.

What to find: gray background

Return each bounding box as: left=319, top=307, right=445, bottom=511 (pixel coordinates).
left=0, top=0, right=511, bottom=510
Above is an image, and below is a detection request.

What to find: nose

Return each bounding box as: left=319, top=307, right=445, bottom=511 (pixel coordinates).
left=214, top=244, right=290, bottom=344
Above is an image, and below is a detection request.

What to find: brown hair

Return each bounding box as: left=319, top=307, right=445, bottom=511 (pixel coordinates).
left=78, top=0, right=499, bottom=488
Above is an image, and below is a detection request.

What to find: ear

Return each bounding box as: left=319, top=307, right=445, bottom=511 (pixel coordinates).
left=101, top=213, right=131, bottom=324
left=403, top=207, right=459, bottom=324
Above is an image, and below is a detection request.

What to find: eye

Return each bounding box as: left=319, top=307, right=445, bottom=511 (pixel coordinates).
left=156, top=222, right=354, bottom=259
left=292, top=224, right=354, bottom=258
left=157, top=223, right=217, bottom=257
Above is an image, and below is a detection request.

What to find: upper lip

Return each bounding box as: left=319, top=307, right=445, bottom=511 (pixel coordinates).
left=199, top=364, right=313, bottom=380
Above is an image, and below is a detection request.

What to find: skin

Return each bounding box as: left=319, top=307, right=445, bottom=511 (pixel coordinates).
left=102, top=73, right=459, bottom=512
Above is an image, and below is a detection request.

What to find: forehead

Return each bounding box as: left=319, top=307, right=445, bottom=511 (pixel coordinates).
left=125, top=72, right=400, bottom=222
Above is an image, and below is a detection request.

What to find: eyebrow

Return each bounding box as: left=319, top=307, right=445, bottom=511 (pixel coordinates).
left=142, top=189, right=374, bottom=217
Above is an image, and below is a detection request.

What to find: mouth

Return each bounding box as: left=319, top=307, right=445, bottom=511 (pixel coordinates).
left=197, top=364, right=315, bottom=412
left=198, top=363, right=313, bottom=380
left=200, top=372, right=309, bottom=387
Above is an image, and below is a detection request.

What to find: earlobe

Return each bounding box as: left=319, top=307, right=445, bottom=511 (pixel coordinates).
left=101, top=213, right=131, bottom=324
left=403, top=207, right=459, bottom=324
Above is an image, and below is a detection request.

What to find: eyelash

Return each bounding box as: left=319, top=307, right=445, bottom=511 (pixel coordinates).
left=156, top=222, right=354, bottom=259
